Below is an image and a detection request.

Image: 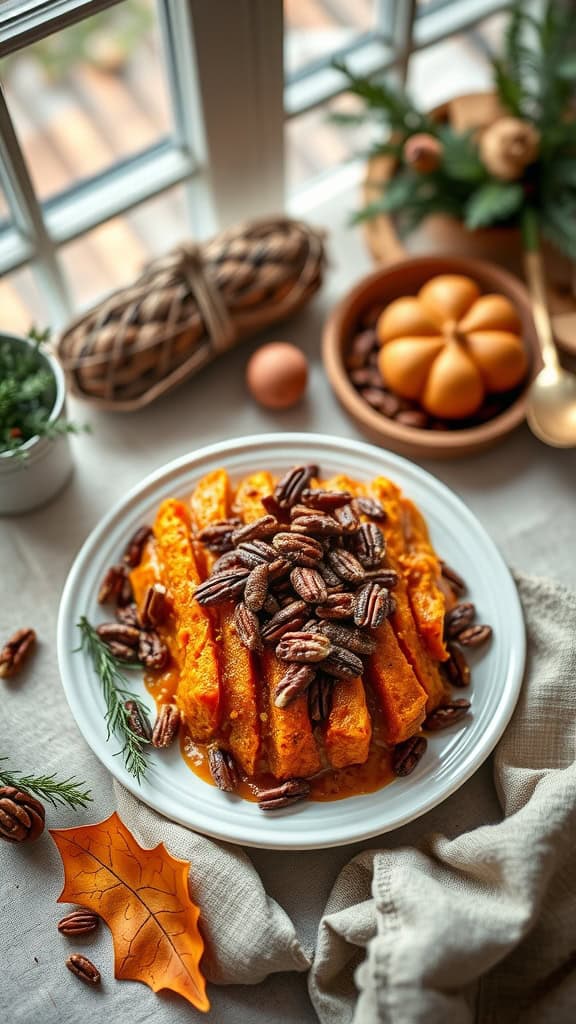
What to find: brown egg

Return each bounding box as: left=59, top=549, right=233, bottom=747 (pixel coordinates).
left=246, top=342, right=308, bottom=410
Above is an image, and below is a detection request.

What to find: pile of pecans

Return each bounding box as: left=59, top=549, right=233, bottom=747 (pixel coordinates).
left=195, top=464, right=398, bottom=725
left=346, top=310, right=516, bottom=431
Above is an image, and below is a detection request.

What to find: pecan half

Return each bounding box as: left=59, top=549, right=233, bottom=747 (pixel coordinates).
left=231, top=515, right=278, bottom=545
left=104, top=641, right=139, bottom=662
left=326, top=548, right=365, bottom=583
left=316, top=592, right=356, bottom=620
left=97, top=622, right=140, bottom=649
left=58, top=910, right=100, bottom=936
left=290, top=513, right=343, bottom=537
left=258, top=778, right=311, bottom=811
left=316, top=560, right=344, bottom=589
left=194, top=568, right=250, bottom=606
left=260, top=601, right=308, bottom=643
left=318, top=622, right=377, bottom=656
left=361, top=568, right=399, bottom=590
left=424, top=699, right=471, bottom=731
left=261, top=493, right=288, bottom=521
left=115, top=603, right=140, bottom=628
left=443, top=644, right=471, bottom=687
left=0, top=786, right=45, bottom=843
left=124, top=700, right=152, bottom=742
left=272, top=532, right=324, bottom=566
left=276, top=631, right=332, bottom=663
left=123, top=525, right=152, bottom=568
left=236, top=539, right=277, bottom=567
left=354, top=582, right=393, bottom=628
left=234, top=602, right=262, bottom=652
left=207, top=746, right=238, bottom=792
left=273, top=464, right=319, bottom=509
left=66, top=954, right=101, bottom=986
left=321, top=645, right=364, bottom=679
left=308, top=674, right=334, bottom=723
left=198, top=517, right=241, bottom=553
left=457, top=624, right=492, bottom=648
left=97, top=564, right=127, bottom=605
left=354, top=522, right=386, bottom=569
left=244, top=562, right=269, bottom=612
left=334, top=503, right=360, bottom=533
left=300, top=488, right=352, bottom=510
left=0, top=627, right=36, bottom=679
left=211, top=550, right=248, bottom=574
left=392, top=736, right=427, bottom=777
left=152, top=703, right=181, bottom=748
left=351, top=496, right=387, bottom=521
left=140, top=583, right=170, bottom=628
left=274, top=663, right=316, bottom=708
left=289, top=503, right=318, bottom=520
left=440, top=560, right=466, bottom=595
left=116, top=573, right=134, bottom=608
left=290, top=567, right=328, bottom=604
left=445, top=601, right=476, bottom=639
left=138, top=630, right=170, bottom=670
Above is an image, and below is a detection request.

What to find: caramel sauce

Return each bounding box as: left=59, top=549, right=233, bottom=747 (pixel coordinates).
left=179, top=726, right=395, bottom=803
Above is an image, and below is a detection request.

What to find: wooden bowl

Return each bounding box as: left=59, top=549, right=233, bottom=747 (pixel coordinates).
left=322, top=255, right=540, bottom=459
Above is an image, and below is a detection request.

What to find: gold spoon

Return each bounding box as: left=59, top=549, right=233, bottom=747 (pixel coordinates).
left=523, top=247, right=576, bottom=448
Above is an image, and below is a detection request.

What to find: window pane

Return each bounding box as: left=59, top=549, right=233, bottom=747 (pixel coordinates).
left=284, top=0, right=376, bottom=80
left=0, top=266, right=48, bottom=335
left=1, top=0, right=172, bottom=203
left=286, top=92, right=372, bottom=192
left=59, top=185, right=188, bottom=310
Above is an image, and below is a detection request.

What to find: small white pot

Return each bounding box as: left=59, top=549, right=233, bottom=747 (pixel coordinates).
left=0, top=333, right=74, bottom=515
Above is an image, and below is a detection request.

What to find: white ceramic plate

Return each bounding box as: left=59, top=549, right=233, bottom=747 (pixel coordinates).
left=57, top=433, right=525, bottom=850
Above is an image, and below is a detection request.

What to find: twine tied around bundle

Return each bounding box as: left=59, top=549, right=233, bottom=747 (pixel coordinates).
left=57, top=217, right=325, bottom=411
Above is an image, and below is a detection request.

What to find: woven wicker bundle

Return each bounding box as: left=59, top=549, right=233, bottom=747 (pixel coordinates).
left=57, top=216, right=325, bottom=410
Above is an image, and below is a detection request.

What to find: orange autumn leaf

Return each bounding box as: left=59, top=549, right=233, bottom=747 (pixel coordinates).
left=50, top=811, right=209, bottom=1012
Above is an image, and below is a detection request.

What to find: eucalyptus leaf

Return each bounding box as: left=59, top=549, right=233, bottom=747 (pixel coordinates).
left=465, top=182, right=524, bottom=230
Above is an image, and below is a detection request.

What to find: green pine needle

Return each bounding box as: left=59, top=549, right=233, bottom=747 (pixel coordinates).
left=76, top=616, right=150, bottom=784
left=0, top=758, right=92, bottom=810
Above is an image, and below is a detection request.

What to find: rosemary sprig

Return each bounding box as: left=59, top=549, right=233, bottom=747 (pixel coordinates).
left=76, top=616, right=150, bottom=783
left=0, top=757, right=92, bottom=809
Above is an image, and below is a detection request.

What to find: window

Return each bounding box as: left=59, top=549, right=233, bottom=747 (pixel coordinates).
left=284, top=0, right=511, bottom=192
left=0, top=0, right=511, bottom=331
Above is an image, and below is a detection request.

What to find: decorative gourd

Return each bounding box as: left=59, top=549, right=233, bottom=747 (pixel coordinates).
left=376, top=275, right=528, bottom=419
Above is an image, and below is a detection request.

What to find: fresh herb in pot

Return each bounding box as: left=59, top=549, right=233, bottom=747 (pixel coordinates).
left=0, top=327, right=86, bottom=456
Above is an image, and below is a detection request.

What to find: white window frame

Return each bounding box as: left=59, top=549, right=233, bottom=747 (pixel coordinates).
left=0, top=0, right=511, bottom=328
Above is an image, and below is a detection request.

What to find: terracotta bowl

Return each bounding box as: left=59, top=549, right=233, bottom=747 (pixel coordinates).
left=322, top=255, right=540, bottom=459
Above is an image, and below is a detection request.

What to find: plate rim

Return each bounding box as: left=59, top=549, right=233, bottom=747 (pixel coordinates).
left=57, top=432, right=526, bottom=849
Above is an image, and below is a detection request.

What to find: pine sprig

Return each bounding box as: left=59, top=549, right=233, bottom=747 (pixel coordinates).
left=0, top=758, right=92, bottom=809
left=76, top=616, right=150, bottom=783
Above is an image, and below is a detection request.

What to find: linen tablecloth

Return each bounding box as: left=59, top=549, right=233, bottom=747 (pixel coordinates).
left=2, top=198, right=576, bottom=1023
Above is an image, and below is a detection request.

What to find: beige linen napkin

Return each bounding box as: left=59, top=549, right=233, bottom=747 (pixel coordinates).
left=309, top=574, right=576, bottom=1023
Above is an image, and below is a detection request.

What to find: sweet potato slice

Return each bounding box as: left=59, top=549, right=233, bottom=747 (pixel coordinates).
left=153, top=498, right=221, bottom=741
left=367, top=620, right=427, bottom=744
left=324, top=676, right=372, bottom=769
left=231, top=471, right=274, bottom=522
left=399, top=497, right=448, bottom=662
left=189, top=470, right=261, bottom=776
left=190, top=468, right=231, bottom=535
left=367, top=478, right=448, bottom=711
left=261, top=650, right=321, bottom=780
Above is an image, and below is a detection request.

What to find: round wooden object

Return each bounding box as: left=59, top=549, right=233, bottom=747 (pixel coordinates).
left=322, top=255, right=540, bottom=459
